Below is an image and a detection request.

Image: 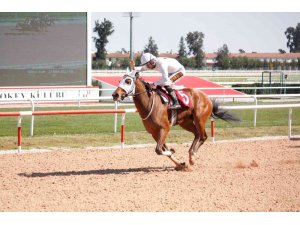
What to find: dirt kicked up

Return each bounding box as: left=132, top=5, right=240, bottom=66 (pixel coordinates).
left=0, top=138, right=299, bottom=212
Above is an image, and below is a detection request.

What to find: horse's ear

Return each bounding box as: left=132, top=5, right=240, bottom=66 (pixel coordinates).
left=135, top=72, right=140, bottom=78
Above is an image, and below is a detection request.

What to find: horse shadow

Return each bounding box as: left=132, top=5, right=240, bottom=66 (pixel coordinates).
left=18, top=166, right=174, bottom=178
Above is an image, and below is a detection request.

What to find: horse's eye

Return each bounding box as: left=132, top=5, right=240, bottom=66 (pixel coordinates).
left=125, top=79, right=131, bottom=85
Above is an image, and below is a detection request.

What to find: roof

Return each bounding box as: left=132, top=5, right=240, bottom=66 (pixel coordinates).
left=205, top=52, right=300, bottom=59
left=106, top=52, right=141, bottom=58
left=93, top=75, right=244, bottom=96
left=106, top=52, right=178, bottom=59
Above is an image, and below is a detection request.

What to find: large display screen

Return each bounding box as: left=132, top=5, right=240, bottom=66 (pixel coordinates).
left=0, top=12, right=87, bottom=86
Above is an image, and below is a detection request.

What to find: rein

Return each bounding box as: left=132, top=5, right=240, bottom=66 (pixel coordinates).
left=131, top=90, right=149, bottom=97
left=141, top=92, right=155, bottom=120
left=131, top=79, right=155, bottom=121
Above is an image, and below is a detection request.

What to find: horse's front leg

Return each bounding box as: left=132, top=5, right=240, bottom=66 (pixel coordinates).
left=153, top=130, right=189, bottom=171
left=155, top=140, right=174, bottom=156
left=152, top=128, right=169, bottom=155
left=162, top=144, right=175, bottom=154
left=154, top=129, right=176, bottom=156
left=162, top=144, right=182, bottom=167
left=162, top=143, right=187, bottom=169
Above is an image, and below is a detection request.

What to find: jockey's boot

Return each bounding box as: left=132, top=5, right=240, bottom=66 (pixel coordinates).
left=168, top=90, right=182, bottom=110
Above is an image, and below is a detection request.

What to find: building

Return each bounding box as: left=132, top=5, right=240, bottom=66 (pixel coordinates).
left=206, top=52, right=300, bottom=69
left=92, top=52, right=300, bottom=69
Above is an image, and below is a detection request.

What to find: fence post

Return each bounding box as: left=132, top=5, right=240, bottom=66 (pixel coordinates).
left=114, top=101, right=118, bottom=133
left=253, top=96, right=258, bottom=128
left=121, top=113, right=126, bottom=149
left=211, top=117, right=215, bottom=143
left=288, top=108, right=292, bottom=139
left=78, top=90, right=81, bottom=108
left=30, top=99, right=35, bottom=136
left=17, top=116, right=22, bottom=153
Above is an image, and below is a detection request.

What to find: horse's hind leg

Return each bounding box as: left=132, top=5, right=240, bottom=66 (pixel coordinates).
left=178, top=119, right=199, bottom=166
left=192, top=108, right=211, bottom=153
left=193, top=129, right=208, bottom=152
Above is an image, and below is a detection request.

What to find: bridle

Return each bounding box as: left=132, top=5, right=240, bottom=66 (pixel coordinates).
left=132, top=79, right=153, bottom=97
left=120, top=74, right=155, bottom=121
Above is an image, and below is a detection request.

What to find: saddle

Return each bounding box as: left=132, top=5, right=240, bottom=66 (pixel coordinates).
left=156, top=86, right=191, bottom=108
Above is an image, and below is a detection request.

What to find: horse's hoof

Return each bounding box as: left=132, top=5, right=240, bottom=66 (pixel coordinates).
left=155, top=149, right=163, bottom=155
left=175, top=163, right=193, bottom=172
left=170, top=148, right=175, bottom=154
left=189, top=157, right=195, bottom=166
left=189, top=160, right=195, bottom=166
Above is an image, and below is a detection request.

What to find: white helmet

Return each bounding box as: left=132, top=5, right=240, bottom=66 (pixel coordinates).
left=140, top=53, right=157, bottom=66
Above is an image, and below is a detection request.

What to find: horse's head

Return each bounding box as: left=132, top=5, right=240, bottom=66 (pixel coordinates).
left=112, top=69, right=139, bottom=101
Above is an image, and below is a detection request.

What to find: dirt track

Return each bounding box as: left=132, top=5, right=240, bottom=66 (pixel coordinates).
left=0, top=138, right=299, bottom=212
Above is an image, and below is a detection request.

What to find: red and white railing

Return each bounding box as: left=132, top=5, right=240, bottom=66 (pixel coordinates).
left=0, top=108, right=137, bottom=153
left=0, top=103, right=299, bottom=153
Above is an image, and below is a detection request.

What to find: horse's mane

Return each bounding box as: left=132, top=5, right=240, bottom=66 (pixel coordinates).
left=137, top=75, right=152, bottom=92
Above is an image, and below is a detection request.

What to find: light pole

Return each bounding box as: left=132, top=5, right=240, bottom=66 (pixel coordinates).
left=123, top=12, right=139, bottom=61
left=129, top=12, right=133, bottom=60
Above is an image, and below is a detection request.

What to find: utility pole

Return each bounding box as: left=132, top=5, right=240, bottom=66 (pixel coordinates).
left=123, top=12, right=139, bottom=61
left=129, top=12, right=133, bottom=60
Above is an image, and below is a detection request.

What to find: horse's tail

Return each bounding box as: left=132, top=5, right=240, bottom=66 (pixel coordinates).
left=211, top=99, right=241, bottom=123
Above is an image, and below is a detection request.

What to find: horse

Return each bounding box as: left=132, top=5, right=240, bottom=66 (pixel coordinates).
left=112, top=70, right=240, bottom=171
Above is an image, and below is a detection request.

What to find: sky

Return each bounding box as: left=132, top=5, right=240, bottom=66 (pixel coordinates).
left=2, top=0, right=300, bottom=54
left=91, top=12, right=300, bottom=54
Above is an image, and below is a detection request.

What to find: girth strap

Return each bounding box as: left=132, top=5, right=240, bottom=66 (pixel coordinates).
left=170, top=110, right=177, bottom=126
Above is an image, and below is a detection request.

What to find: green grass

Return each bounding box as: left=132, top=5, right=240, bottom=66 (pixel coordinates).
left=0, top=104, right=299, bottom=150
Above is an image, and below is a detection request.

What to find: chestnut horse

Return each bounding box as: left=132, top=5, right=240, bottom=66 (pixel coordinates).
left=112, top=70, right=240, bottom=171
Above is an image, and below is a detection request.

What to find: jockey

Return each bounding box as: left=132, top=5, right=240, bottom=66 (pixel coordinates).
left=131, top=52, right=186, bottom=110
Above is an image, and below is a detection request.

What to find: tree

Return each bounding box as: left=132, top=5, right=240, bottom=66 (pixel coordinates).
left=268, top=59, right=273, bottom=70
left=215, top=44, right=230, bottom=69
left=278, top=49, right=286, bottom=53
left=263, top=59, right=268, bottom=70
left=121, top=48, right=128, bottom=53
left=178, top=36, right=187, bottom=58
left=177, top=36, right=189, bottom=67
left=238, top=49, right=245, bottom=53
left=281, top=60, right=288, bottom=70
left=290, top=59, right=297, bottom=70
left=284, top=23, right=300, bottom=53
left=230, top=56, right=247, bottom=69
left=144, top=36, right=158, bottom=56
left=273, top=59, right=280, bottom=70
left=93, top=18, right=114, bottom=60
left=118, top=57, right=130, bottom=69
left=230, top=57, right=239, bottom=69
left=185, top=31, right=205, bottom=69
left=134, top=55, right=141, bottom=67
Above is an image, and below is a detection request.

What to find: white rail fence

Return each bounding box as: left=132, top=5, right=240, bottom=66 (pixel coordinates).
left=92, top=69, right=300, bottom=76
left=0, top=86, right=299, bottom=150
left=0, top=103, right=299, bottom=153
left=0, top=86, right=300, bottom=136
left=1, top=86, right=299, bottom=104
left=220, top=104, right=300, bottom=141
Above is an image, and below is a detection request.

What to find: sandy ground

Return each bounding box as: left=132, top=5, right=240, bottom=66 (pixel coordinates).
left=0, top=138, right=299, bottom=212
